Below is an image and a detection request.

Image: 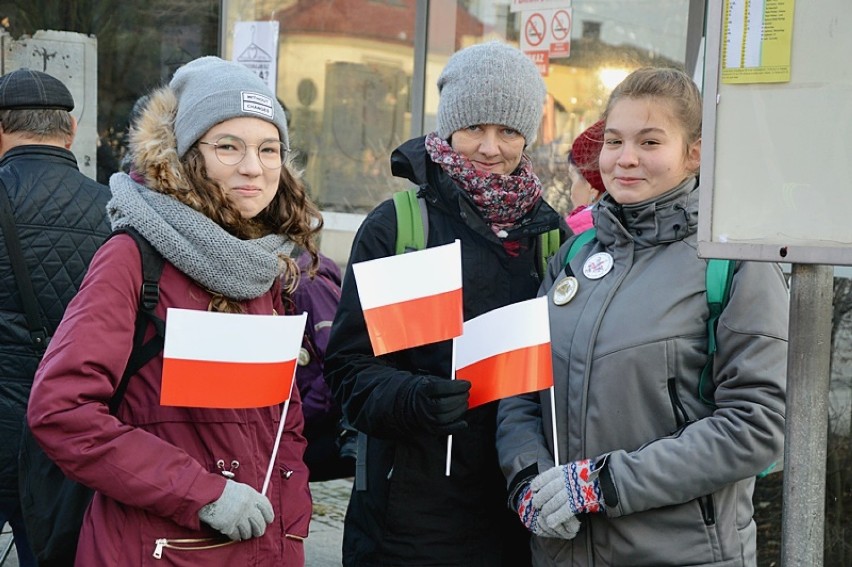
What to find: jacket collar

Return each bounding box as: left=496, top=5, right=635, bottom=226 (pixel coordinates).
left=595, top=177, right=699, bottom=250
left=390, top=135, right=430, bottom=185
left=0, top=144, right=77, bottom=169
left=390, top=135, right=564, bottom=242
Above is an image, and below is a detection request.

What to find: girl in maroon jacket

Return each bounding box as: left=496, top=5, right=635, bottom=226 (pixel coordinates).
left=27, top=57, right=319, bottom=566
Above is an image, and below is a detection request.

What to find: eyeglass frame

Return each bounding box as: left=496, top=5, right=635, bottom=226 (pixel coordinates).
left=197, top=135, right=290, bottom=170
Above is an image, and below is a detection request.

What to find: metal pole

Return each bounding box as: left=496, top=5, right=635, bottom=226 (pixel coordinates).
left=781, top=263, right=833, bottom=567
left=409, top=0, right=430, bottom=138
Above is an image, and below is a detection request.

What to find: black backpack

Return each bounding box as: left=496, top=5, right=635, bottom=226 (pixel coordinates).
left=16, top=228, right=165, bottom=566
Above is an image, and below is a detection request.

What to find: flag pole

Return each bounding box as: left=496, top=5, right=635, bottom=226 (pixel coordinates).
left=549, top=385, right=560, bottom=466
left=262, top=367, right=298, bottom=496
left=445, top=337, right=458, bottom=476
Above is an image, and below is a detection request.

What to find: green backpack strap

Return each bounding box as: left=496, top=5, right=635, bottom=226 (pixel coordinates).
left=392, top=189, right=426, bottom=254
left=699, top=258, right=776, bottom=477
left=698, top=258, right=735, bottom=406
left=538, top=228, right=562, bottom=274
left=563, top=228, right=597, bottom=266
left=394, top=189, right=560, bottom=271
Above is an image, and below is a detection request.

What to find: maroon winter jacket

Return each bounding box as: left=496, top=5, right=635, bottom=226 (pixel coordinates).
left=28, top=234, right=311, bottom=566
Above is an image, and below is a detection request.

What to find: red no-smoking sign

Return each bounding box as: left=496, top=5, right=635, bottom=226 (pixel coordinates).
left=550, top=8, right=572, bottom=58
left=524, top=13, right=546, bottom=47
left=551, top=10, right=571, bottom=41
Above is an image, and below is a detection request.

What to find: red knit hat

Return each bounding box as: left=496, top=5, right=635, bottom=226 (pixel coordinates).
left=569, top=119, right=606, bottom=193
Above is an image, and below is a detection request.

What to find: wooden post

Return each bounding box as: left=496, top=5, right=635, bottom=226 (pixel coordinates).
left=781, top=264, right=833, bottom=566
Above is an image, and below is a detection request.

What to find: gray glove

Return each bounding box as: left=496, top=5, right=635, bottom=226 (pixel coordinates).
left=532, top=458, right=604, bottom=536
left=198, top=479, right=275, bottom=541
left=517, top=483, right=581, bottom=540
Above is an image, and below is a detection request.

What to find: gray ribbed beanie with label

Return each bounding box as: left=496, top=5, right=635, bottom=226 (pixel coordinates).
left=436, top=41, right=546, bottom=144
left=169, top=56, right=289, bottom=157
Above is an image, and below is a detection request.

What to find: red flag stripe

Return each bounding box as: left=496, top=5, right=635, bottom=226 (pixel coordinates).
left=456, top=342, right=553, bottom=408
left=362, top=288, right=463, bottom=355
left=160, top=358, right=295, bottom=408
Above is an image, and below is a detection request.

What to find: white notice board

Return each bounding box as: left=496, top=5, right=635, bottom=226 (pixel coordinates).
left=699, top=0, right=852, bottom=265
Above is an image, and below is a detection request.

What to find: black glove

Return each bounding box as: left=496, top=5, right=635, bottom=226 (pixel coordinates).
left=406, top=375, right=471, bottom=435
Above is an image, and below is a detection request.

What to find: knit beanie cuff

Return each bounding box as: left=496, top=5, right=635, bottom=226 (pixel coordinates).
left=436, top=42, right=546, bottom=144
left=169, top=56, right=289, bottom=157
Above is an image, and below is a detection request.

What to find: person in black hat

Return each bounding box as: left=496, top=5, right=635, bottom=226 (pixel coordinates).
left=0, top=68, right=111, bottom=567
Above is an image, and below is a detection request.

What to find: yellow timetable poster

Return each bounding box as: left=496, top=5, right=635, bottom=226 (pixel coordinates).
left=721, top=0, right=795, bottom=83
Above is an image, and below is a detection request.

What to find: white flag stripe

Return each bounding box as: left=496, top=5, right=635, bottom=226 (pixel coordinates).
left=164, top=308, right=306, bottom=363
left=353, top=241, right=462, bottom=309
left=455, top=297, right=550, bottom=368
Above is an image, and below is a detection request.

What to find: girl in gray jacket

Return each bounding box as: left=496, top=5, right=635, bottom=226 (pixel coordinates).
left=496, top=67, right=788, bottom=566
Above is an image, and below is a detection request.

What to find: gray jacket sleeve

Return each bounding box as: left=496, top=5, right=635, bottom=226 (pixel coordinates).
left=605, top=260, right=788, bottom=517
left=496, top=242, right=568, bottom=503
left=497, top=255, right=789, bottom=517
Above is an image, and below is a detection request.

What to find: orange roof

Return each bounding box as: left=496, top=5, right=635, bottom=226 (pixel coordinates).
left=276, top=0, right=484, bottom=50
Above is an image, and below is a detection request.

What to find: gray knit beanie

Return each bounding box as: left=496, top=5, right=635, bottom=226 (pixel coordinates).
left=436, top=41, right=546, bottom=144
left=169, top=56, right=289, bottom=157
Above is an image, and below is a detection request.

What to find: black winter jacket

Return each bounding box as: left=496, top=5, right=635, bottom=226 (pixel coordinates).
left=0, top=145, right=110, bottom=510
left=325, top=136, right=568, bottom=566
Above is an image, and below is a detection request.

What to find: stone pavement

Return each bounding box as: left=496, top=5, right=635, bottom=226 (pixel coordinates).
left=305, top=477, right=351, bottom=566
left=0, top=525, right=18, bottom=567
left=0, top=478, right=351, bottom=567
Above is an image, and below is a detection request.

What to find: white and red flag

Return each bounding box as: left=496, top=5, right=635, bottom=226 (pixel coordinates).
left=455, top=296, right=553, bottom=408
left=160, top=308, right=306, bottom=408
left=353, top=240, right=463, bottom=355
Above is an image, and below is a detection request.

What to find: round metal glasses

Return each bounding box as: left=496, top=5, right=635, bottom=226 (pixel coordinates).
left=198, top=135, right=289, bottom=169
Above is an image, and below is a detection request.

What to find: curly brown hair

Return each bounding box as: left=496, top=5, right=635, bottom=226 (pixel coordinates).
left=179, top=148, right=323, bottom=311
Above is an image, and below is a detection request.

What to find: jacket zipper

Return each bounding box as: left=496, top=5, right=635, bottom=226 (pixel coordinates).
left=667, top=379, right=716, bottom=526
left=152, top=537, right=234, bottom=559
left=697, top=494, right=717, bottom=525
left=666, top=378, right=694, bottom=429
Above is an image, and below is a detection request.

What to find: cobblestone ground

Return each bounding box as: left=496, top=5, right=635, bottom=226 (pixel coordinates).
left=0, top=478, right=352, bottom=567
left=1, top=525, right=18, bottom=567
left=305, top=477, right=351, bottom=566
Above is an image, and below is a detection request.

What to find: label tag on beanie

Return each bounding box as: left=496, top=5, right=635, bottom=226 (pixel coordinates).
left=241, top=91, right=274, bottom=120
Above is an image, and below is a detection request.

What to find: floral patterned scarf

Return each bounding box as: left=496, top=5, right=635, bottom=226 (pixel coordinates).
left=425, top=132, right=542, bottom=237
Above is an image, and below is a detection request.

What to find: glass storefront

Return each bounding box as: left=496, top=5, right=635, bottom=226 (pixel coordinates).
left=0, top=0, right=222, bottom=182
left=0, top=0, right=702, bottom=264
left=221, top=0, right=699, bottom=262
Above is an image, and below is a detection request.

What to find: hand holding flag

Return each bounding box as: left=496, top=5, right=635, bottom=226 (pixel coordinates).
left=455, top=296, right=560, bottom=464
left=407, top=375, right=471, bottom=435
left=159, top=308, right=307, bottom=495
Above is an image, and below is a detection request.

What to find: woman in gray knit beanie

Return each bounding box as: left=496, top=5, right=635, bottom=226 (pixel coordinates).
left=324, top=41, right=569, bottom=567
left=27, top=56, right=318, bottom=566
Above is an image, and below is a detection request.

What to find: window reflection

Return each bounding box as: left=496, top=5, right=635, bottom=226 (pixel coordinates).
left=225, top=0, right=690, bottom=221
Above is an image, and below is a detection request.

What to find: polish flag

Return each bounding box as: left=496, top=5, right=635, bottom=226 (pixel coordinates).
left=160, top=308, right=306, bottom=408
left=455, top=297, right=553, bottom=408
left=353, top=240, right=463, bottom=356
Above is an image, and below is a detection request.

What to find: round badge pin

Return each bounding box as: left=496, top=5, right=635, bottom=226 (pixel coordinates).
left=553, top=276, right=579, bottom=306
left=298, top=347, right=311, bottom=367
left=583, top=252, right=614, bottom=280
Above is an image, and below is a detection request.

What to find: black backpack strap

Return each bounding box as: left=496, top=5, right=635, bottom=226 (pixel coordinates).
left=107, top=228, right=165, bottom=415
left=0, top=179, right=51, bottom=353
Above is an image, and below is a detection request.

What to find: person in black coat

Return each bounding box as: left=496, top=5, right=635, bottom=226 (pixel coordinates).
left=325, top=41, right=570, bottom=567
left=0, top=68, right=110, bottom=566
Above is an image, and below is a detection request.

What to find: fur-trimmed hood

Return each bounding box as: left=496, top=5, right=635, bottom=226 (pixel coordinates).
left=127, top=86, right=193, bottom=199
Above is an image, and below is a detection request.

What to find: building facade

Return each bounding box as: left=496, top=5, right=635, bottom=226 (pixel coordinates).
left=0, top=0, right=705, bottom=263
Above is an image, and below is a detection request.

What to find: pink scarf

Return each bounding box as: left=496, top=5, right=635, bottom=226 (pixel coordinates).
left=425, top=132, right=542, bottom=236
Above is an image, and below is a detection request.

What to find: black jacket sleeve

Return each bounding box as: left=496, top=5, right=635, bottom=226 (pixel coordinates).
left=324, top=200, right=443, bottom=440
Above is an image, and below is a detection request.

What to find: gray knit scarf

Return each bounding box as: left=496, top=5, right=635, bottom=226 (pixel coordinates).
left=108, top=173, right=294, bottom=300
